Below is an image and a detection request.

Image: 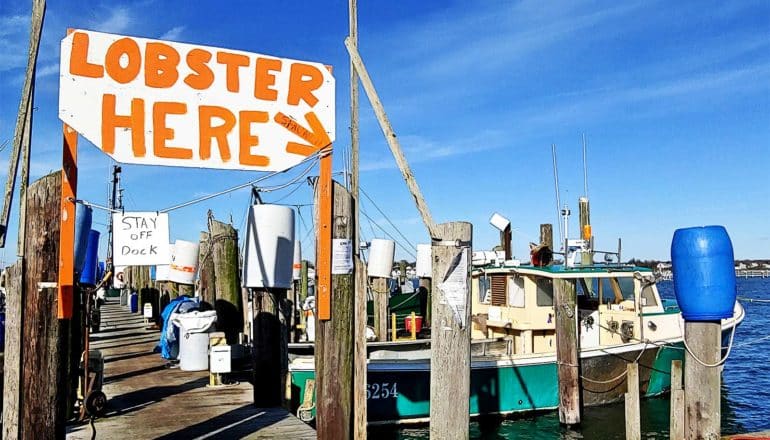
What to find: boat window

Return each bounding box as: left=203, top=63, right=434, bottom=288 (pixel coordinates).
left=577, top=278, right=599, bottom=309
left=535, top=278, right=553, bottom=307
left=594, top=277, right=635, bottom=304
left=508, top=275, right=525, bottom=308
left=478, top=275, right=490, bottom=303
left=641, top=283, right=658, bottom=307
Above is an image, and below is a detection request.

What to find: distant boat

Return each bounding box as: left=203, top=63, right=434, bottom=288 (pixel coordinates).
left=288, top=259, right=744, bottom=425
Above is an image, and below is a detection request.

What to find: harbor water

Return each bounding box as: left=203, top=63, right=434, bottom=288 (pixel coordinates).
left=376, top=277, right=770, bottom=439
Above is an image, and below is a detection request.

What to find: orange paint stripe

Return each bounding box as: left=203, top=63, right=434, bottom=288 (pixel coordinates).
left=316, top=148, right=332, bottom=321
left=58, top=123, right=77, bottom=319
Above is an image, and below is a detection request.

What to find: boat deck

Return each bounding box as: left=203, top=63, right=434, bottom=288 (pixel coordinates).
left=66, top=299, right=316, bottom=439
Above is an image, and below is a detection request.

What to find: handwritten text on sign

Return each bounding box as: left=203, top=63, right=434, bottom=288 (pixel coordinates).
left=112, top=212, right=170, bottom=266
left=59, top=29, right=335, bottom=172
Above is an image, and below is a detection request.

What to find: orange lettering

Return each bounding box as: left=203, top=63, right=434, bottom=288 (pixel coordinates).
left=216, top=51, right=250, bottom=93
left=101, top=94, right=145, bottom=156
left=145, top=42, right=180, bottom=88
left=239, top=110, right=269, bottom=167
left=69, top=32, right=103, bottom=78
left=105, top=38, right=141, bottom=84
left=288, top=63, right=323, bottom=107
left=254, top=57, right=281, bottom=101
left=198, top=106, right=235, bottom=161
left=152, top=102, right=191, bottom=159
left=184, top=48, right=214, bottom=90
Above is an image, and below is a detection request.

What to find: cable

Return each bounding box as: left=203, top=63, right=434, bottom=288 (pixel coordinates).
left=158, top=147, right=328, bottom=213
left=72, top=198, right=121, bottom=213
left=360, top=208, right=416, bottom=259
left=678, top=318, right=737, bottom=368
left=360, top=186, right=416, bottom=250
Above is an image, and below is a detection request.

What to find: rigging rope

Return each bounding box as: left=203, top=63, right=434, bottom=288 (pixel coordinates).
left=360, top=186, right=416, bottom=250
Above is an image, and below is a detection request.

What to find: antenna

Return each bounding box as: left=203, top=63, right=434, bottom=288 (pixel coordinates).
left=551, top=144, right=564, bottom=245
left=582, top=133, right=589, bottom=198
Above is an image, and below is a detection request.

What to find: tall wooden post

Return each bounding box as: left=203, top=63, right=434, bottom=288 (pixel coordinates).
left=353, top=257, right=367, bottom=438
left=3, top=262, right=23, bottom=438
left=684, top=321, right=721, bottom=439
left=210, top=219, right=242, bottom=344
left=429, top=222, right=472, bottom=439
left=372, top=277, right=388, bottom=341
left=554, top=278, right=581, bottom=425
left=398, top=260, right=407, bottom=287
left=4, top=172, right=69, bottom=438
left=540, top=223, right=553, bottom=250
left=298, top=260, right=309, bottom=337
left=316, top=181, right=355, bottom=439
left=198, top=231, right=216, bottom=307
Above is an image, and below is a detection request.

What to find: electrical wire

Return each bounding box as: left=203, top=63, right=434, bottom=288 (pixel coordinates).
left=360, top=208, right=416, bottom=259
left=360, top=186, right=416, bottom=250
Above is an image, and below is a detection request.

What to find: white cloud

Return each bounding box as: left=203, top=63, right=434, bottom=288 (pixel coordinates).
left=0, top=14, right=29, bottom=71
left=90, top=6, right=133, bottom=33
left=159, top=26, right=185, bottom=41
left=35, top=63, right=59, bottom=78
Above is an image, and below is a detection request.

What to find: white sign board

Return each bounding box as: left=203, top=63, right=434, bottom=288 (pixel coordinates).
left=59, top=29, right=335, bottom=172
left=437, top=248, right=469, bottom=328
left=112, top=212, right=171, bottom=266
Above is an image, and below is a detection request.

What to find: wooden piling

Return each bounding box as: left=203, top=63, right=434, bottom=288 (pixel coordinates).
left=198, top=231, right=216, bottom=307
left=554, top=278, right=581, bottom=425
left=372, top=277, right=388, bottom=341
left=3, top=262, right=23, bottom=438
left=540, top=223, right=553, bottom=250
left=670, top=360, right=684, bottom=440
left=210, top=219, right=243, bottom=343
left=684, top=321, right=721, bottom=439
left=625, top=363, right=640, bottom=440
left=252, top=287, right=287, bottom=408
left=353, top=257, right=368, bottom=439
left=3, top=172, right=69, bottom=438
left=316, top=181, right=355, bottom=439
left=429, top=222, right=472, bottom=440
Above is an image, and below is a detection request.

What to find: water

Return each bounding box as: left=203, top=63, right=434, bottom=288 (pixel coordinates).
left=377, top=277, right=770, bottom=439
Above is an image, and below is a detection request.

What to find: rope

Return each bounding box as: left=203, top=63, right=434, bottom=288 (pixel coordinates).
left=360, top=208, right=416, bottom=259
left=737, top=296, right=770, bottom=303
left=678, top=319, right=737, bottom=368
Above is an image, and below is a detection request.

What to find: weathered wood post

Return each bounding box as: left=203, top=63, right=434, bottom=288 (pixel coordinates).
left=3, top=172, right=70, bottom=438
left=372, top=276, right=389, bottom=341
left=554, top=278, right=581, bottom=425
left=625, top=363, right=640, bottom=440
left=540, top=223, right=553, bottom=250
left=198, top=231, right=216, bottom=307
left=316, top=181, right=355, bottom=439
left=252, top=286, right=287, bottom=407
left=210, top=219, right=242, bottom=344
left=298, top=260, right=309, bottom=337
left=429, top=222, right=472, bottom=439
left=684, top=322, right=721, bottom=439
left=670, top=360, right=684, bottom=440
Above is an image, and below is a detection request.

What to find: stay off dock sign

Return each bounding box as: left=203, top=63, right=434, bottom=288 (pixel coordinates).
left=58, top=29, right=335, bottom=171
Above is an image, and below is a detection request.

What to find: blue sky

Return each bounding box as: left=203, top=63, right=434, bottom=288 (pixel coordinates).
left=0, top=0, right=768, bottom=266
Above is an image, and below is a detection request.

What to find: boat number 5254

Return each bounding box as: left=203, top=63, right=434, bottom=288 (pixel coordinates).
left=367, top=382, right=398, bottom=400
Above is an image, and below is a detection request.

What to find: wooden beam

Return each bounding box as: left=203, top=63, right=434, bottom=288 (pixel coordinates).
left=2, top=261, right=23, bottom=438
left=540, top=223, right=553, bottom=250
left=353, top=256, right=367, bottom=438
left=684, top=321, right=721, bottom=439
left=554, top=278, right=581, bottom=425
left=316, top=181, right=355, bottom=439
left=17, top=87, right=34, bottom=257
left=429, top=222, right=472, bottom=439
left=0, top=0, right=45, bottom=249
left=198, top=231, right=216, bottom=307
left=344, top=38, right=438, bottom=239
left=670, top=359, right=684, bottom=440
left=625, top=363, right=640, bottom=440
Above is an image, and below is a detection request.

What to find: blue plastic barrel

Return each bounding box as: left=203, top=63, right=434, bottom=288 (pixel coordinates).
left=130, top=293, right=139, bottom=313
left=150, top=265, right=157, bottom=281
left=74, top=204, right=93, bottom=274
left=79, top=230, right=101, bottom=286
left=97, top=262, right=105, bottom=281
left=671, top=225, right=736, bottom=321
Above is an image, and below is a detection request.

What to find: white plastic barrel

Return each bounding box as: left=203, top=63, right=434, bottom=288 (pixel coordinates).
left=368, top=238, right=395, bottom=278
left=292, top=239, right=302, bottom=281
left=168, top=240, right=199, bottom=285
left=416, top=244, right=432, bottom=277
left=173, top=311, right=217, bottom=371
left=242, top=204, right=295, bottom=289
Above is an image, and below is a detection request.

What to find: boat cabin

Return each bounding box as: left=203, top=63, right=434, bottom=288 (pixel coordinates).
left=470, top=263, right=665, bottom=355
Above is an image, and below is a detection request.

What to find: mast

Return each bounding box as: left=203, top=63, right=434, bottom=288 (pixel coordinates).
left=106, top=164, right=121, bottom=273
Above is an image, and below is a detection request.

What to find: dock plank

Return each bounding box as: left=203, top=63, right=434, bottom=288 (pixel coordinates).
left=66, top=300, right=315, bottom=439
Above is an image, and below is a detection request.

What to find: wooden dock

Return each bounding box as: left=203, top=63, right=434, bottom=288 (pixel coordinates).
left=66, top=299, right=316, bottom=439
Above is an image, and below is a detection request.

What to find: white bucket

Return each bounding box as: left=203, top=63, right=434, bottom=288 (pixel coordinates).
left=172, top=311, right=217, bottom=371
left=292, top=239, right=302, bottom=281
left=168, top=240, right=199, bottom=285
left=242, top=205, right=295, bottom=289
left=416, top=244, right=432, bottom=278
left=368, top=238, right=395, bottom=278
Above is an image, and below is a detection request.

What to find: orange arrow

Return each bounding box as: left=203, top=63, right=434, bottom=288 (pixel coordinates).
left=274, top=111, right=331, bottom=156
